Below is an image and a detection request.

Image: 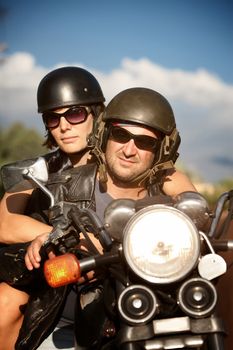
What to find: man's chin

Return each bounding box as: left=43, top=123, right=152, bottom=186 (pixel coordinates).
left=112, top=173, right=141, bottom=186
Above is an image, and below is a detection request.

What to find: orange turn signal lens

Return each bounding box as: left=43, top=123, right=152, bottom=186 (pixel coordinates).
left=44, top=253, right=81, bottom=288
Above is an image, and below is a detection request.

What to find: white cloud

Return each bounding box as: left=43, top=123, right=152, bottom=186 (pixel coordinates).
left=0, top=52, right=233, bottom=182
left=1, top=52, right=41, bottom=87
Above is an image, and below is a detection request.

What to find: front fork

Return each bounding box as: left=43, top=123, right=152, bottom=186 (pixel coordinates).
left=207, top=333, right=225, bottom=350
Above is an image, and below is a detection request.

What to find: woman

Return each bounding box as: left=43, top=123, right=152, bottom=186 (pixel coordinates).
left=0, top=65, right=105, bottom=350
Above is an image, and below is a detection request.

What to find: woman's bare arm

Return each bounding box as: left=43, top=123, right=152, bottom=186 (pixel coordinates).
left=0, top=190, right=52, bottom=244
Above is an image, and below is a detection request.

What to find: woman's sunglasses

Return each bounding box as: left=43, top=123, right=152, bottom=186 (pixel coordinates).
left=110, top=126, right=159, bottom=151
left=42, top=106, right=91, bottom=128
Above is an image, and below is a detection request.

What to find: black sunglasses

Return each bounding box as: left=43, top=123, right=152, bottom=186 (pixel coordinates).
left=110, top=126, right=159, bottom=151
left=42, top=106, right=91, bottom=128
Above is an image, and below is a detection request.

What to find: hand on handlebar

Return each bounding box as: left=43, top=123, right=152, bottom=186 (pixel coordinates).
left=25, top=232, right=55, bottom=270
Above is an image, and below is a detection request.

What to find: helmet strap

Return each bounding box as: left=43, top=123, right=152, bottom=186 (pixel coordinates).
left=88, top=112, right=108, bottom=183
left=137, top=128, right=180, bottom=186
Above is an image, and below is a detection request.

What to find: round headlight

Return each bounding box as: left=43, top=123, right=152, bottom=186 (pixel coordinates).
left=123, top=205, right=200, bottom=284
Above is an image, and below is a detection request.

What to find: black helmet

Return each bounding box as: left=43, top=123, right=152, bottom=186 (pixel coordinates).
left=37, top=66, right=105, bottom=113
left=101, top=87, right=180, bottom=184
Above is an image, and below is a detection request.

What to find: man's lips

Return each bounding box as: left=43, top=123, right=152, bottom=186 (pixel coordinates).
left=118, top=156, right=137, bottom=165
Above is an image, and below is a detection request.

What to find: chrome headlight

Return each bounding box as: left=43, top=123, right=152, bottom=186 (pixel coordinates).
left=123, top=205, right=200, bottom=284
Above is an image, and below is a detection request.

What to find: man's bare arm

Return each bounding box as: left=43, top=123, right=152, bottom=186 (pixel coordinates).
left=162, top=169, right=197, bottom=197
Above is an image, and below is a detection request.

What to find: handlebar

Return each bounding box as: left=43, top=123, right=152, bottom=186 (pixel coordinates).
left=208, top=190, right=233, bottom=238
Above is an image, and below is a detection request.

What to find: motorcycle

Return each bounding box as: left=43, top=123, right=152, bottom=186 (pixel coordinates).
left=2, top=157, right=233, bottom=350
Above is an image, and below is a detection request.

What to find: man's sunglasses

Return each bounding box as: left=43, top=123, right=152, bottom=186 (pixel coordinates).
left=110, top=126, right=159, bottom=151
left=42, top=106, right=91, bottom=128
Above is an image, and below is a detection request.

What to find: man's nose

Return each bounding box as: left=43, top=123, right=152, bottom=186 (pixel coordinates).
left=122, top=139, right=137, bottom=156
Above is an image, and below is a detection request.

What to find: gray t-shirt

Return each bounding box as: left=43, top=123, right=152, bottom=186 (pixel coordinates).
left=95, top=179, right=114, bottom=222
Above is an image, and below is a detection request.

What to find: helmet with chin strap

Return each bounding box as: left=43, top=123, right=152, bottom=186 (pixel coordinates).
left=96, top=87, right=180, bottom=184
left=37, top=66, right=105, bottom=149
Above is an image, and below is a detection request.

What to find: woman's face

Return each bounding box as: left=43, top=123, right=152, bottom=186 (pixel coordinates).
left=48, top=106, right=94, bottom=155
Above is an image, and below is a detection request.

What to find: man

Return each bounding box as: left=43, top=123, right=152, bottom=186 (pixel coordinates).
left=0, top=66, right=105, bottom=350
left=25, top=87, right=196, bottom=269
left=12, top=87, right=196, bottom=350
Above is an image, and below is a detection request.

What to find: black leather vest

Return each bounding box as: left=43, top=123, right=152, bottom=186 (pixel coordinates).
left=15, top=163, right=98, bottom=350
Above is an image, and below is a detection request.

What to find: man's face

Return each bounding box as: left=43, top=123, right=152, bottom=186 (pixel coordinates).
left=105, top=124, right=158, bottom=184
left=48, top=106, right=94, bottom=154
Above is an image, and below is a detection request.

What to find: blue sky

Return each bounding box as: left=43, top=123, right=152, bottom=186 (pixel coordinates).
left=1, top=0, right=232, bottom=81
left=0, top=0, right=233, bottom=183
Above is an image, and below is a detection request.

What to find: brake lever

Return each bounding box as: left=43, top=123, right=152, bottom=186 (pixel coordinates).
left=69, top=207, right=112, bottom=251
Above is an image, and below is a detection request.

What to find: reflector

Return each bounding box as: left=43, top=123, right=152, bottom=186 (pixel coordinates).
left=44, top=253, right=81, bottom=287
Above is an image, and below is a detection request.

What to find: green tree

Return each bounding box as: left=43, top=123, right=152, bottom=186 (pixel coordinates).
left=0, top=122, right=46, bottom=197
left=0, top=123, right=45, bottom=164
left=203, top=178, right=233, bottom=208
